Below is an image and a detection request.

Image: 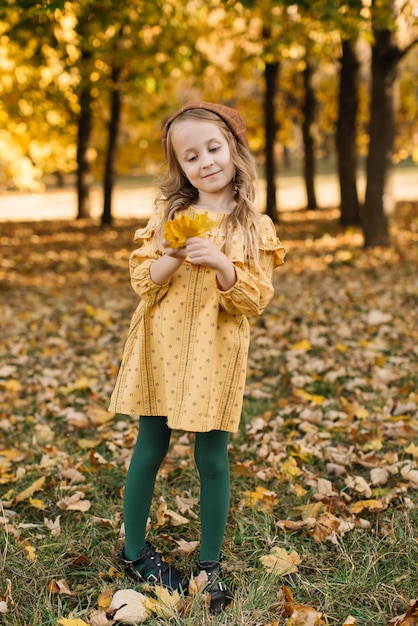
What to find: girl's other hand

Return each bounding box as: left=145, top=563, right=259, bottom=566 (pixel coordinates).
left=184, top=237, right=224, bottom=268
left=185, top=237, right=237, bottom=290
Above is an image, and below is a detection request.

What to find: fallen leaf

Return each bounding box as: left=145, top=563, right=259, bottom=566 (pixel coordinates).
left=260, top=547, right=301, bottom=576
left=57, top=492, right=91, bottom=512
left=28, top=497, right=47, bottom=510
left=144, top=585, right=182, bottom=618
left=287, top=605, right=323, bottom=625
left=47, top=579, right=73, bottom=595
left=405, top=443, right=418, bottom=458
left=188, top=570, right=209, bottom=598
left=172, top=538, right=200, bottom=555
left=242, top=485, right=278, bottom=511
left=44, top=515, right=61, bottom=535
left=291, top=340, right=312, bottom=352
left=400, top=465, right=418, bottom=488
left=97, top=588, right=113, bottom=609
left=156, top=497, right=189, bottom=526
left=24, top=545, right=37, bottom=562
left=87, top=610, right=113, bottom=626
left=345, top=475, right=372, bottom=497
left=14, top=476, right=46, bottom=502
left=370, top=467, right=390, bottom=486
left=109, top=588, right=151, bottom=623
left=349, top=499, right=386, bottom=514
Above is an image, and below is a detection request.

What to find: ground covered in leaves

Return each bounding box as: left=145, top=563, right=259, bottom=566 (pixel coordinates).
left=0, top=203, right=417, bottom=626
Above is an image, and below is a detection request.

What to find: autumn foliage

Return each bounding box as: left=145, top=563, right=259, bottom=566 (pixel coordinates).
left=163, top=212, right=216, bottom=248
left=0, top=204, right=417, bottom=625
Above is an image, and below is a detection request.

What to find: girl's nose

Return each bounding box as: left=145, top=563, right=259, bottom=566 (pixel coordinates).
left=202, top=153, right=214, bottom=167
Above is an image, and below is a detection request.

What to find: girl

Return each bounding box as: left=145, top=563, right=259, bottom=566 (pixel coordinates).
left=109, top=101, right=285, bottom=613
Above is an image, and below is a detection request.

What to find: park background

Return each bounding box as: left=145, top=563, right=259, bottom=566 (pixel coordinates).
left=1, top=1, right=418, bottom=625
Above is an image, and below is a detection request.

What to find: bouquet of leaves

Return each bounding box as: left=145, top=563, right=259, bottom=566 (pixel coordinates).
left=163, top=212, right=215, bottom=248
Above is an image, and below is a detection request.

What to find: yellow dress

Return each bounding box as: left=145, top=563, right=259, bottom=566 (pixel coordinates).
left=109, top=207, right=285, bottom=433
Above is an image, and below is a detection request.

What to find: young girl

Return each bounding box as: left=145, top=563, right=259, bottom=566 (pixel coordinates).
left=109, top=101, right=285, bottom=613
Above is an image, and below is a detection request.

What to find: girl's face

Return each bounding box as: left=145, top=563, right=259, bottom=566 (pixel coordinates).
left=170, top=119, right=235, bottom=197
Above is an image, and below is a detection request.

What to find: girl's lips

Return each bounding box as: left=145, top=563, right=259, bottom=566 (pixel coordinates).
left=202, top=170, right=221, bottom=179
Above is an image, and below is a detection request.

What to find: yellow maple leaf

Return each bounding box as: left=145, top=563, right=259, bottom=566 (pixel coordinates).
left=144, top=586, right=182, bottom=618
left=260, top=546, right=301, bottom=576
left=280, top=457, right=302, bottom=478
left=242, top=485, right=278, bottom=512
left=164, top=213, right=215, bottom=248
left=29, top=497, right=47, bottom=510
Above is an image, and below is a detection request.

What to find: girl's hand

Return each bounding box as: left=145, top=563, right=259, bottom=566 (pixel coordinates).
left=162, top=239, right=188, bottom=259
left=184, top=237, right=224, bottom=268
left=185, top=237, right=237, bottom=290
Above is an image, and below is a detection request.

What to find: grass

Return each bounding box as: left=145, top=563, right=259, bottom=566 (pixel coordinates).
left=1, top=202, right=418, bottom=625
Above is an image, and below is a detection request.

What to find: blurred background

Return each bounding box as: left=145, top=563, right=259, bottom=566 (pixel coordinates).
left=0, top=0, right=417, bottom=246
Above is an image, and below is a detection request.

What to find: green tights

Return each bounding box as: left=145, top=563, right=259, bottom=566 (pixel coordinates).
left=123, top=416, right=230, bottom=563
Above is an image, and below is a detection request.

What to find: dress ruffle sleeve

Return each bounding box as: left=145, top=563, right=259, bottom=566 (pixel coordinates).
left=129, top=208, right=170, bottom=305
left=217, top=215, right=285, bottom=316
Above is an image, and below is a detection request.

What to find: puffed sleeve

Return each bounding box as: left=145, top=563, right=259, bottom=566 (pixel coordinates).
left=129, top=209, right=170, bottom=305
left=217, top=215, right=285, bottom=316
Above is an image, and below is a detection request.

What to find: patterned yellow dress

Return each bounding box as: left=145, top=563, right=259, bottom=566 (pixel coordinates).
left=109, top=207, right=285, bottom=433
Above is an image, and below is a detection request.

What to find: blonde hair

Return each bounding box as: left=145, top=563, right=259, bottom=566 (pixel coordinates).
left=153, top=108, right=260, bottom=260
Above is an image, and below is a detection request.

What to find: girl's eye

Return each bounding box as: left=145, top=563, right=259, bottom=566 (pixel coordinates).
left=209, top=146, right=219, bottom=153
left=187, top=155, right=197, bottom=162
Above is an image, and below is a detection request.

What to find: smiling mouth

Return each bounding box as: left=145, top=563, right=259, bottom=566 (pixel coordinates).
left=202, top=171, right=221, bottom=179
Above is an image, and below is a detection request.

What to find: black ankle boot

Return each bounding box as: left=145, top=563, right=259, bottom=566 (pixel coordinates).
left=121, top=543, right=189, bottom=593
left=196, top=560, right=232, bottom=614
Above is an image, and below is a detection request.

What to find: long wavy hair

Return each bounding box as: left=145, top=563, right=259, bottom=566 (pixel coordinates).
left=153, top=108, right=260, bottom=260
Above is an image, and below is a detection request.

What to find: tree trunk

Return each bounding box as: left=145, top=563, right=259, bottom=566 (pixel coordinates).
left=264, top=60, right=279, bottom=222
left=102, top=65, right=122, bottom=227
left=337, top=39, right=361, bottom=226
left=76, top=85, right=92, bottom=219
left=301, top=60, right=317, bottom=210
left=363, top=23, right=399, bottom=246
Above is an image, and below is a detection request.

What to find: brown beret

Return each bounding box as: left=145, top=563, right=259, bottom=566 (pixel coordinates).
left=161, top=101, right=249, bottom=155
